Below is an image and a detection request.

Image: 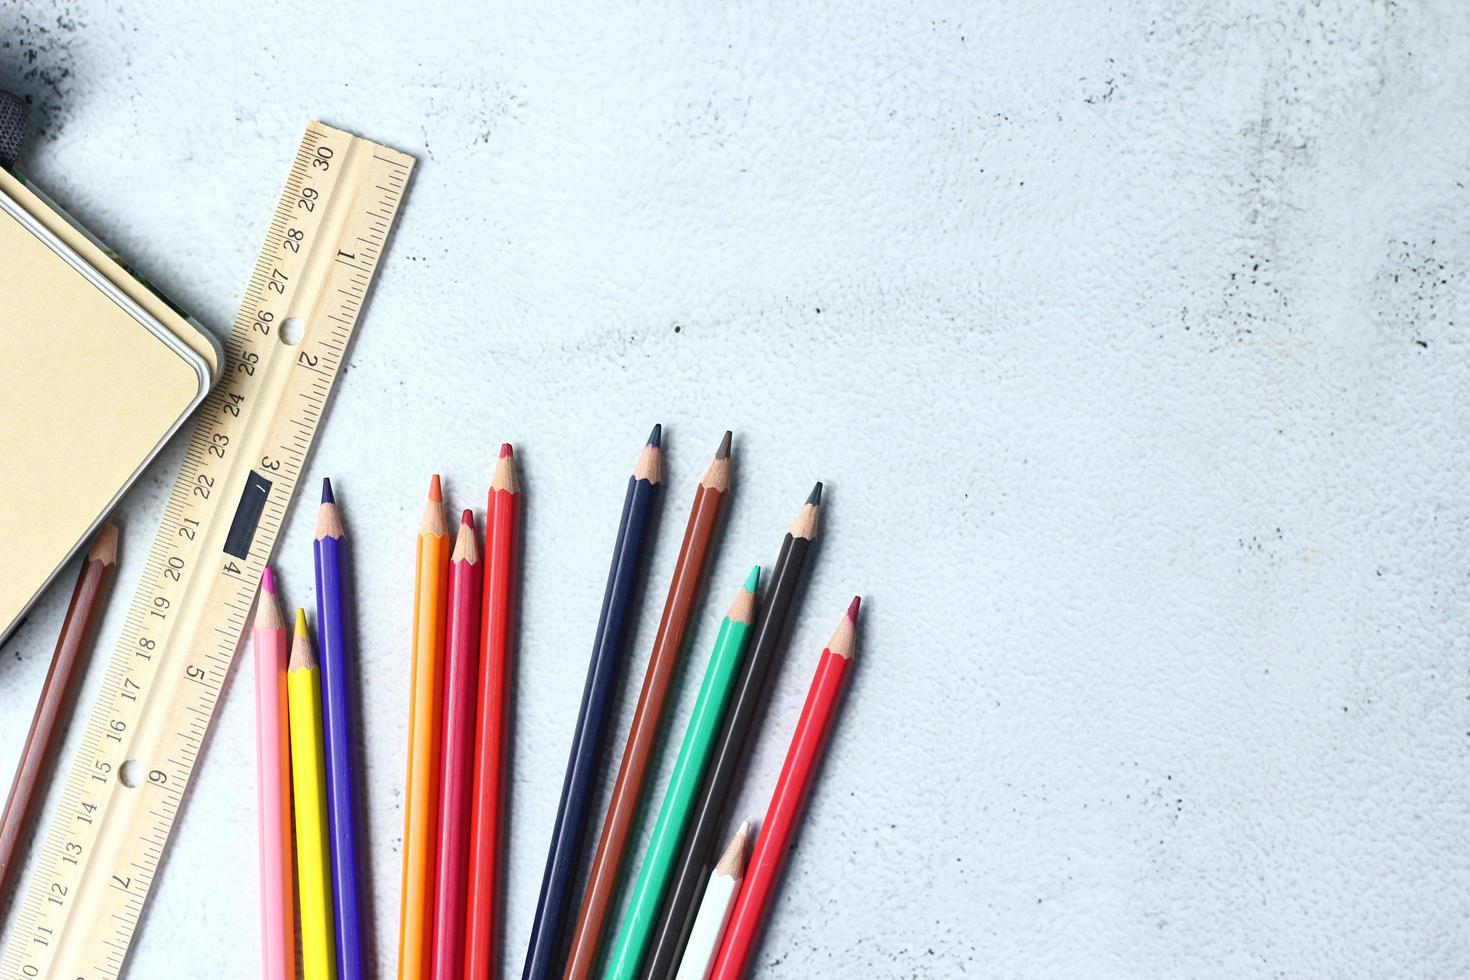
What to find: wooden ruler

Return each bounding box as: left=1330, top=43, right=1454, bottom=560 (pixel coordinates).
left=0, top=122, right=413, bottom=980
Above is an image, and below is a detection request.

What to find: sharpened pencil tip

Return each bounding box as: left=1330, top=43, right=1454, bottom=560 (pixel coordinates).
left=254, top=570, right=285, bottom=630
left=315, top=488, right=345, bottom=540
left=634, top=430, right=663, bottom=484
left=492, top=446, right=521, bottom=494
left=789, top=484, right=822, bottom=540
left=452, top=512, right=480, bottom=563
left=715, top=822, right=751, bottom=878
left=88, top=522, right=119, bottom=564
left=420, top=477, right=448, bottom=536
left=321, top=477, right=334, bottom=504
left=700, top=431, right=733, bottom=491
left=289, top=611, right=317, bottom=670
left=827, top=598, right=860, bottom=659
left=727, top=568, right=760, bottom=623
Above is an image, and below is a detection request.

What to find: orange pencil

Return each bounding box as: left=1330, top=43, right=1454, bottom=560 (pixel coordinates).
left=398, top=475, right=451, bottom=980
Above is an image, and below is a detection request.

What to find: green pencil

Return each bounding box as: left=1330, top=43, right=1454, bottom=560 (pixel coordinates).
left=604, top=566, right=761, bottom=979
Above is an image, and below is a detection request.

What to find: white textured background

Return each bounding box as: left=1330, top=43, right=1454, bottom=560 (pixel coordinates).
left=2, top=2, right=1468, bottom=977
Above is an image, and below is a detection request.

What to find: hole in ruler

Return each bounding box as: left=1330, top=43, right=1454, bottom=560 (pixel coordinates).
left=280, top=316, right=306, bottom=346
left=119, top=759, right=143, bottom=789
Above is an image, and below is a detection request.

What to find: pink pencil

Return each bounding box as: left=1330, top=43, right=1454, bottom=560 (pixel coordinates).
left=254, top=568, right=295, bottom=980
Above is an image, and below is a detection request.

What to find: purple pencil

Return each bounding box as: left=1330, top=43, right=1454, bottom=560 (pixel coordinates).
left=314, top=478, right=365, bottom=979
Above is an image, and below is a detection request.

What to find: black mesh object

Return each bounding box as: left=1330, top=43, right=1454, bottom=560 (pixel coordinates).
left=0, top=90, right=29, bottom=168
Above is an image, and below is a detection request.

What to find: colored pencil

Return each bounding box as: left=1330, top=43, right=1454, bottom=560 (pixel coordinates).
left=564, top=432, right=734, bottom=980
left=605, top=568, right=760, bottom=980
left=640, top=484, right=822, bottom=980
left=709, top=598, right=861, bottom=980
left=288, top=609, right=338, bottom=980
left=316, top=477, right=366, bottom=979
left=431, top=511, right=483, bottom=980
left=400, top=475, right=451, bottom=980
left=673, top=823, right=749, bottom=980
left=0, top=524, right=117, bottom=902
left=253, top=568, right=295, bottom=980
left=522, top=425, right=663, bottom=980
left=466, top=444, right=522, bottom=979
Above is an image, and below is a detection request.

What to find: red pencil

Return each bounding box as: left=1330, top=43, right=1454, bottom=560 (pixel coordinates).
left=431, top=510, right=483, bottom=980
left=465, top=444, right=521, bottom=979
left=708, top=597, right=861, bottom=980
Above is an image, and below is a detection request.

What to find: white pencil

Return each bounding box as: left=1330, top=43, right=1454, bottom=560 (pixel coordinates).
left=674, top=822, right=751, bottom=980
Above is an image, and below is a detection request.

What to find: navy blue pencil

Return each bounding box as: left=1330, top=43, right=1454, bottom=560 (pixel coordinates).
left=522, top=425, right=664, bottom=980
left=314, top=478, right=365, bottom=979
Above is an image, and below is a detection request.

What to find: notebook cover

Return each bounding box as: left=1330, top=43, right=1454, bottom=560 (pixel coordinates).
left=0, top=168, right=220, bottom=378
left=0, top=177, right=213, bottom=642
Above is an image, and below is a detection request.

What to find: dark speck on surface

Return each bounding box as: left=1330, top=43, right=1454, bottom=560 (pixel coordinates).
left=0, top=5, right=83, bottom=140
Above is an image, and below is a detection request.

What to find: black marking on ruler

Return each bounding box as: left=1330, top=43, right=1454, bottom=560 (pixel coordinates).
left=223, top=471, right=273, bottom=558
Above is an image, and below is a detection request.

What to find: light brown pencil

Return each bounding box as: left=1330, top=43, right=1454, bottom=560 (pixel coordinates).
left=564, top=432, right=733, bottom=980
left=0, top=524, right=119, bottom=901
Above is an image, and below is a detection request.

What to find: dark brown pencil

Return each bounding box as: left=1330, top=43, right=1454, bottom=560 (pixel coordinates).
left=639, top=484, right=822, bottom=980
left=0, top=523, right=119, bottom=900
left=563, top=432, right=734, bottom=980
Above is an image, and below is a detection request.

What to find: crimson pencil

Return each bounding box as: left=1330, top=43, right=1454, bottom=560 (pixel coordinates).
left=465, top=444, right=522, bottom=980
left=432, top=511, right=483, bottom=980
left=708, top=597, right=861, bottom=980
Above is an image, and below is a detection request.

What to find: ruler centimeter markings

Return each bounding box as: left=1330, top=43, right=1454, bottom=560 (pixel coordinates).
left=0, top=122, right=413, bottom=980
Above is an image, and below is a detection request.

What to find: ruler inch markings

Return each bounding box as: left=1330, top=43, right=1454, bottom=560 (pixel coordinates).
left=0, top=122, right=412, bottom=980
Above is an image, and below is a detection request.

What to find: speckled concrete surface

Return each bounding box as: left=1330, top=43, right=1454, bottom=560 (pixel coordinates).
left=1, top=2, right=1468, bottom=977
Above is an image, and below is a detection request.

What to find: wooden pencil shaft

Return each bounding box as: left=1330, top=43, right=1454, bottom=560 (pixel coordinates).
left=604, top=575, right=757, bottom=980
left=315, top=520, right=365, bottom=979
left=564, top=474, right=729, bottom=980
left=672, top=874, right=737, bottom=980
left=0, top=551, right=115, bottom=901
left=639, top=531, right=812, bottom=980
left=399, top=498, right=451, bottom=980
left=253, top=589, right=294, bottom=980
left=465, top=471, right=522, bottom=980
left=288, top=659, right=338, bottom=980
left=522, top=460, right=660, bottom=980
left=672, top=836, right=743, bottom=980
left=708, top=644, right=853, bottom=979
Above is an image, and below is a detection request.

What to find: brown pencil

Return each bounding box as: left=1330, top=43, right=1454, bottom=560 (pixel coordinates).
left=563, top=432, right=733, bottom=980
left=0, top=523, right=119, bottom=900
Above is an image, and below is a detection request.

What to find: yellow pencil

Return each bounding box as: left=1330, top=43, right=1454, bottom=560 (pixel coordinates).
left=288, top=609, right=338, bottom=980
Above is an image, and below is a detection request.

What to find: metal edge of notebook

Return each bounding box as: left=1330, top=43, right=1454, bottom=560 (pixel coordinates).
left=0, top=190, right=217, bottom=646
left=16, top=177, right=224, bottom=380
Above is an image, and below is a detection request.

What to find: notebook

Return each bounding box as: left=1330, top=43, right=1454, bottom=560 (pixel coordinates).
left=0, top=168, right=219, bottom=642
